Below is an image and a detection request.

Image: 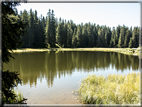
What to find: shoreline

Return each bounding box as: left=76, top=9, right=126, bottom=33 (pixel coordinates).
left=9, top=48, right=140, bottom=56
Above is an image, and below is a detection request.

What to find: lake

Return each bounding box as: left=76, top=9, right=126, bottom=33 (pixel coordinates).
left=3, top=51, right=139, bottom=104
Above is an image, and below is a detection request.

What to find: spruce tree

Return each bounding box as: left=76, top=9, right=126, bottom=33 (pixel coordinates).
left=87, top=23, right=94, bottom=47
left=50, top=10, right=56, bottom=47
left=124, top=28, right=131, bottom=47
left=82, top=24, right=88, bottom=47
left=118, top=25, right=126, bottom=48
left=72, top=28, right=78, bottom=47
left=67, top=21, right=73, bottom=48
left=28, top=9, right=34, bottom=47
left=45, top=9, right=51, bottom=48
left=56, top=18, right=63, bottom=47
left=76, top=25, right=82, bottom=47
left=20, top=10, right=29, bottom=48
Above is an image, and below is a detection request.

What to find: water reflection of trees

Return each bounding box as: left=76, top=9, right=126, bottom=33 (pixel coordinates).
left=3, top=51, right=139, bottom=88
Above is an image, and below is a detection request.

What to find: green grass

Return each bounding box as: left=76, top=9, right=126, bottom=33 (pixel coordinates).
left=78, top=72, right=140, bottom=104
left=10, top=48, right=139, bottom=56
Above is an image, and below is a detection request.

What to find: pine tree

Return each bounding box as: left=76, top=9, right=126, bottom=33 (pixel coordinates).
left=76, top=25, right=82, bottom=47
left=115, top=25, right=121, bottom=46
left=118, top=25, right=126, bottom=48
left=72, top=28, right=78, bottom=47
left=92, top=24, right=97, bottom=47
left=88, top=23, right=94, bottom=47
left=50, top=10, right=56, bottom=47
left=129, top=37, right=133, bottom=48
left=132, top=27, right=139, bottom=48
left=67, top=21, right=73, bottom=48
left=20, top=10, right=29, bottom=48
left=28, top=9, right=34, bottom=47
left=33, top=10, right=40, bottom=48
left=40, top=16, right=46, bottom=47
left=124, top=28, right=131, bottom=47
left=110, top=27, right=115, bottom=47
left=63, top=19, right=67, bottom=47
left=105, top=27, right=111, bottom=47
left=45, top=9, right=51, bottom=48
left=82, top=23, right=88, bottom=47
left=2, top=1, right=27, bottom=104
left=56, top=18, right=63, bottom=47
left=97, top=27, right=102, bottom=47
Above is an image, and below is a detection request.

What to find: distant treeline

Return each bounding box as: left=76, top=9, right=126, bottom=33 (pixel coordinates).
left=18, top=9, right=140, bottom=48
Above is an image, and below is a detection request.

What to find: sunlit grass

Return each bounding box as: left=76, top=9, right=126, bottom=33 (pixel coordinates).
left=78, top=72, right=140, bottom=104
left=9, top=48, right=139, bottom=56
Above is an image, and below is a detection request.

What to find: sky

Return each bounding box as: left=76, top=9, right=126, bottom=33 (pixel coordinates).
left=16, top=2, right=140, bottom=29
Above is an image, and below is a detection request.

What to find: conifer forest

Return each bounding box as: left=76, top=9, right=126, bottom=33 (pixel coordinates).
left=19, top=9, right=139, bottom=48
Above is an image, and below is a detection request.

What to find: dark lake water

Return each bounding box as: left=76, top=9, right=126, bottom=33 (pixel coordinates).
left=3, top=51, right=139, bottom=104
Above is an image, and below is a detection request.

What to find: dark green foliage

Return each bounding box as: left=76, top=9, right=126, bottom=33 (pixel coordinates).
left=18, top=8, right=139, bottom=49
left=118, top=25, right=127, bottom=48
left=132, top=27, right=139, bottom=48
left=124, top=28, right=131, bottom=47
left=97, top=27, right=105, bottom=47
left=129, top=38, right=134, bottom=48
left=2, top=70, right=27, bottom=104
left=56, top=18, right=64, bottom=47
left=2, top=2, right=27, bottom=63
left=2, top=1, right=28, bottom=104
left=67, top=21, right=73, bottom=48
left=110, top=27, right=116, bottom=47
left=28, top=9, right=34, bottom=47
left=20, top=10, right=29, bottom=48
left=88, top=23, right=94, bottom=47
left=82, top=24, right=88, bottom=47
left=45, top=9, right=56, bottom=48
left=63, top=20, right=68, bottom=48
left=50, top=10, right=56, bottom=47
left=72, top=28, right=78, bottom=47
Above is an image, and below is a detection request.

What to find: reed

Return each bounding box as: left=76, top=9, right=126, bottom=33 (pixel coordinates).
left=78, top=72, right=140, bottom=104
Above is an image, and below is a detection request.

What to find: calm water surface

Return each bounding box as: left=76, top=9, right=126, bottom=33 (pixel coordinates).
left=3, top=51, right=139, bottom=104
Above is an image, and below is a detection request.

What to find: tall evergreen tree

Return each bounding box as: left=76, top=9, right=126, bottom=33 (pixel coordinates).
left=33, top=10, right=40, bottom=48
left=2, top=1, right=28, bottom=104
left=110, top=27, right=115, bottom=47
left=20, top=10, right=29, bottom=48
left=92, top=24, right=97, bottom=47
left=56, top=18, right=63, bottom=47
left=88, top=23, right=94, bottom=47
left=105, top=27, right=111, bottom=47
left=63, top=19, right=67, bottom=47
left=132, top=27, right=139, bottom=48
left=67, top=21, right=73, bottom=48
left=76, top=25, right=82, bottom=47
left=82, top=23, right=88, bottom=47
left=118, top=25, right=126, bottom=48
left=72, top=28, right=78, bottom=47
left=124, top=28, right=131, bottom=47
left=50, top=10, right=56, bottom=47
left=45, top=9, right=51, bottom=48
left=28, top=9, right=34, bottom=47
left=115, top=25, right=121, bottom=46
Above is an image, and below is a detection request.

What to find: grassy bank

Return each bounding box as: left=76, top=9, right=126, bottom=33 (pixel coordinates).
left=10, top=48, right=140, bottom=56
left=77, top=72, right=140, bottom=104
